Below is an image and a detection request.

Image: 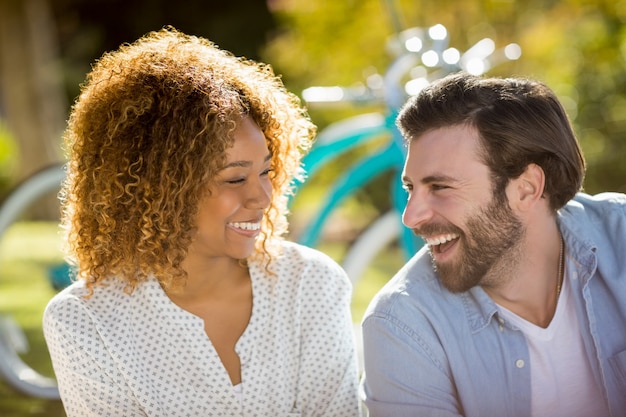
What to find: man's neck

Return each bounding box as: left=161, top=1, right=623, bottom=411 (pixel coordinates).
left=481, top=221, right=562, bottom=328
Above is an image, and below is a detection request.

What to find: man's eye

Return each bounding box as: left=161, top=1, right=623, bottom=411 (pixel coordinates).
left=431, top=184, right=449, bottom=191
left=402, top=183, right=412, bottom=192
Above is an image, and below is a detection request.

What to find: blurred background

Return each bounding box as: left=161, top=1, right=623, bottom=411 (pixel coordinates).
left=0, top=0, right=625, bottom=415
left=2, top=0, right=626, bottom=192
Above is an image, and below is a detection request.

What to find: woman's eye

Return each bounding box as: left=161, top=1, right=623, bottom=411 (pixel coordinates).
left=261, top=168, right=273, bottom=177
left=225, top=177, right=246, bottom=185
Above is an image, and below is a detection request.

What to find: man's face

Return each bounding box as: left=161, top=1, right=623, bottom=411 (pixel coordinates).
left=401, top=124, right=524, bottom=292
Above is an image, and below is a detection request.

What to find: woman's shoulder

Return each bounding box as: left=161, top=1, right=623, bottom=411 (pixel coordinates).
left=278, top=239, right=337, bottom=260
left=43, top=278, right=134, bottom=325
left=252, top=240, right=351, bottom=296
left=273, top=240, right=347, bottom=276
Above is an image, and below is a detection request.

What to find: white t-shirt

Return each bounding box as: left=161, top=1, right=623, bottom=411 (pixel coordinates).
left=498, top=257, right=609, bottom=417
left=44, top=241, right=360, bottom=417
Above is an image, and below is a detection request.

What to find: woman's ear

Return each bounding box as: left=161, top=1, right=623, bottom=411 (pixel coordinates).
left=506, top=163, right=545, bottom=211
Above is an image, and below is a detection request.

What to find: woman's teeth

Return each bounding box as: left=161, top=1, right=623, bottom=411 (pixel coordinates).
left=229, top=222, right=261, bottom=231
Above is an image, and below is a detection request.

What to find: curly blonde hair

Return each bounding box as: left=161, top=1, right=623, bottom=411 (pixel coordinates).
left=61, top=27, right=315, bottom=294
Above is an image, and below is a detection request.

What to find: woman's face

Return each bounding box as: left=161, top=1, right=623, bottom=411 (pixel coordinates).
left=187, top=117, right=272, bottom=262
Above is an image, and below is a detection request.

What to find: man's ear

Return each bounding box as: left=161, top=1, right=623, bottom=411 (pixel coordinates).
left=507, top=163, right=545, bottom=211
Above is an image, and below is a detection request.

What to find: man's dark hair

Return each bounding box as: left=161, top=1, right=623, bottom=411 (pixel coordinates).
left=397, top=72, right=586, bottom=210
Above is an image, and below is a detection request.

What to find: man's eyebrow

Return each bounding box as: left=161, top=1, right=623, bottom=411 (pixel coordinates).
left=221, top=153, right=272, bottom=169
left=420, top=174, right=458, bottom=184
left=402, top=173, right=460, bottom=185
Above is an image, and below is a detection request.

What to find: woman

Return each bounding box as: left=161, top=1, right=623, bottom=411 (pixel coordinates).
left=43, top=27, right=359, bottom=417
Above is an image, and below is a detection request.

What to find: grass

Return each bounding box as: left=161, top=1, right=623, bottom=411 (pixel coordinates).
left=0, top=222, right=66, bottom=416
left=0, top=221, right=403, bottom=416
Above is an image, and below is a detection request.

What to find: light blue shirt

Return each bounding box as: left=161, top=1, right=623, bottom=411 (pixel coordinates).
left=360, top=192, right=626, bottom=417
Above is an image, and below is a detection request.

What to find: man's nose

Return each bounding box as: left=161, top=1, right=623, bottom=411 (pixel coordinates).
left=402, top=189, right=434, bottom=230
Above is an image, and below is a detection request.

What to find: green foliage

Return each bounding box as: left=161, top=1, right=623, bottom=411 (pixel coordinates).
left=264, top=0, right=626, bottom=194
left=52, top=0, right=277, bottom=103
left=0, top=121, right=19, bottom=195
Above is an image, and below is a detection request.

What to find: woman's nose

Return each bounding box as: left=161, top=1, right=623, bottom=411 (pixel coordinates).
left=247, top=177, right=272, bottom=209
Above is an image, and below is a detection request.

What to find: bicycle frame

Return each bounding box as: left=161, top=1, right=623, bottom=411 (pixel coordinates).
left=291, top=24, right=519, bottom=280
left=290, top=107, right=421, bottom=260
left=0, top=322, right=59, bottom=399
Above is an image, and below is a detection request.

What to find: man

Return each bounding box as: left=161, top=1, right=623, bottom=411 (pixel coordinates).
left=360, top=72, right=626, bottom=417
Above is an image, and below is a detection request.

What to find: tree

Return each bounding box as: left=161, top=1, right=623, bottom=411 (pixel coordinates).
left=0, top=0, right=67, bottom=182
left=0, top=0, right=277, bottom=186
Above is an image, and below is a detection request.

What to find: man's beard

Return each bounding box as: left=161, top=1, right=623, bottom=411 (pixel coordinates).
left=419, top=193, right=525, bottom=293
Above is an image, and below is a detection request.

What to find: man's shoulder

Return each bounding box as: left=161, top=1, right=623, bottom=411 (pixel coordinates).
left=563, top=192, right=626, bottom=216
left=561, top=192, right=626, bottom=236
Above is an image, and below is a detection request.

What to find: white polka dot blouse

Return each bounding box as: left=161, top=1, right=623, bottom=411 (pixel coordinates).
left=43, top=241, right=360, bottom=416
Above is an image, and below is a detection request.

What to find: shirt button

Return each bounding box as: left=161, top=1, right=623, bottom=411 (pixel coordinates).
left=515, top=359, right=525, bottom=368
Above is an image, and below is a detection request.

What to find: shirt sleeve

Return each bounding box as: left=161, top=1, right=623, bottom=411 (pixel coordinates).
left=360, top=313, right=463, bottom=417
left=43, top=294, right=146, bottom=417
left=294, top=251, right=361, bottom=417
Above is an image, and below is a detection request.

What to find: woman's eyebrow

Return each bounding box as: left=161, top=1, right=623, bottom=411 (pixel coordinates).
left=222, top=153, right=272, bottom=169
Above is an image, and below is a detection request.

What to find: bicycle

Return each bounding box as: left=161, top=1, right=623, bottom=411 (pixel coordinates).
left=290, top=24, right=522, bottom=284
left=0, top=163, right=66, bottom=399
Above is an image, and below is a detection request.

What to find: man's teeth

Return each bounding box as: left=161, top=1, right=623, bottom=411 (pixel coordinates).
left=229, top=222, right=261, bottom=231
left=425, top=234, right=458, bottom=246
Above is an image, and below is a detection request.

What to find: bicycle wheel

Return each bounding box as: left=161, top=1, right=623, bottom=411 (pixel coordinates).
left=341, top=210, right=401, bottom=286
left=0, top=163, right=65, bottom=399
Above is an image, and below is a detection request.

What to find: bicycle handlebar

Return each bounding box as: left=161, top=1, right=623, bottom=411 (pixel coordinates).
left=302, top=24, right=521, bottom=109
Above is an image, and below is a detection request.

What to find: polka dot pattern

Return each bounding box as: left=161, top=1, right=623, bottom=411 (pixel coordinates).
left=43, top=241, right=360, bottom=416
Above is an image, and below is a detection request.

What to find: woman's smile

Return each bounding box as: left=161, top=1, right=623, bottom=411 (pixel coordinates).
left=227, top=220, right=262, bottom=237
